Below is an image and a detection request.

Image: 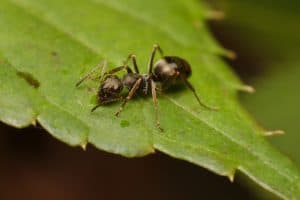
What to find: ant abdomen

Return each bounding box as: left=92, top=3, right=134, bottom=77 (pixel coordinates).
left=154, top=56, right=192, bottom=89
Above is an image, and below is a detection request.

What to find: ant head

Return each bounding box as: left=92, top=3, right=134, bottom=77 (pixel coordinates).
left=101, top=75, right=123, bottom=93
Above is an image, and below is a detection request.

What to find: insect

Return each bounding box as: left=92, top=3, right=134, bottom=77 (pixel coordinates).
left=76, top=44, right=217, bottom=131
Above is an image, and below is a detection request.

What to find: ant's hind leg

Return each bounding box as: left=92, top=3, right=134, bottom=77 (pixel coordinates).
left=148, top=44, right=164, bottom=73
left=76, top=60, right=107, bottom=87
left=124, top=54, right=140, bottom=74
left=115, top=78, right=142, bottom=117
left=151, top=80, right=163, bottom=131
left=183, top=79, right=218, bottom=111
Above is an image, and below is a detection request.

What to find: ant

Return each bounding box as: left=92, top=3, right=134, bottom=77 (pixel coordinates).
left=76, top=44, right=217, bottom=131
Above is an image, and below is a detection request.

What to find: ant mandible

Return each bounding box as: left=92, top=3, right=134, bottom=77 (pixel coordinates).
left=76, top=44, right=217, bottom=131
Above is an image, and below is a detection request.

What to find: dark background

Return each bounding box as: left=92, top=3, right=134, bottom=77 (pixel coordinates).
left=0, top=123, right=254, bottom=200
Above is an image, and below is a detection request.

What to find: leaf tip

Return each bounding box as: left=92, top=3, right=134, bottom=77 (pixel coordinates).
left=80, top=141, right=88, bottom=150
left=222, top=49, right=237, bottom=60
left=228, top=169, right=236, bottom=182
left=238, top=85, right=256, bottom=93
left=264, top=130, right=285, bottom=137
left=31, top=119, right=37, bottom=126
left=206, top=10, right=225, bottom=21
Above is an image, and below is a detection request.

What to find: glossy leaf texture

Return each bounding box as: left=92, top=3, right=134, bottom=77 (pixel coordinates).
left=0, top=0, right=299, bottom=199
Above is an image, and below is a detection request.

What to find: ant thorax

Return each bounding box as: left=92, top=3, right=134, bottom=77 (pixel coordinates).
left=122, top=73, right=141, bottom=89
left=122, top=73, right=153, bottom=95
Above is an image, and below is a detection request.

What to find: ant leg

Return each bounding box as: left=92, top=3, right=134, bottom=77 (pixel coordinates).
left=91, top=97, right=122, bottom=112
left=151, top=79, right=163, bottom=131
left=183, top=78, right=218, bottom=111
left=148, top=44, right=164, bottom=74
left=124, top=54, right=140, bottom=73
left=76, top=60, right=107, bottom=87
left=91, top=104, right=102, bottom=112
left=115, top=77, right=142, bottom=117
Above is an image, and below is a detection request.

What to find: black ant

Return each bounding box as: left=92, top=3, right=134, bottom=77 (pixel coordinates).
left=76, top=44, right=217, bottom=131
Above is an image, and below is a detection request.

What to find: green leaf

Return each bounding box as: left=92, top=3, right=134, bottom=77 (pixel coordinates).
left=0, top=0, right=300, bottom=199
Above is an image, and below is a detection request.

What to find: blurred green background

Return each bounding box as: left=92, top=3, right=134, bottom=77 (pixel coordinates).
left=208, top=0, right=300, bottom=198
left=210, top=0, right=300, bottom=165
left=1, top=0, right=299, bottom=199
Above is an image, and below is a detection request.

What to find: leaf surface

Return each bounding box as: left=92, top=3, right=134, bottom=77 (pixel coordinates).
left=0, top=0, right=300, bottom=199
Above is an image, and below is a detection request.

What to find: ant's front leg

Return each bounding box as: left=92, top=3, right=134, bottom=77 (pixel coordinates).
left=115, top=78, right=142, bottom=117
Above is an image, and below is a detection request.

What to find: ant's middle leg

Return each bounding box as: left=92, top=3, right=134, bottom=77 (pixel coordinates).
left=148, top=44, right=164, bottom=74
left=115, top=77, right=142, bottom=117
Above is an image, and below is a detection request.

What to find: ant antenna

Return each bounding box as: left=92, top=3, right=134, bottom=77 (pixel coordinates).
left=76, top=60, right=106, bottom=87
left=99, top=59, right=107, bottom=82
left=183, top=78, right=218, bottom=111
